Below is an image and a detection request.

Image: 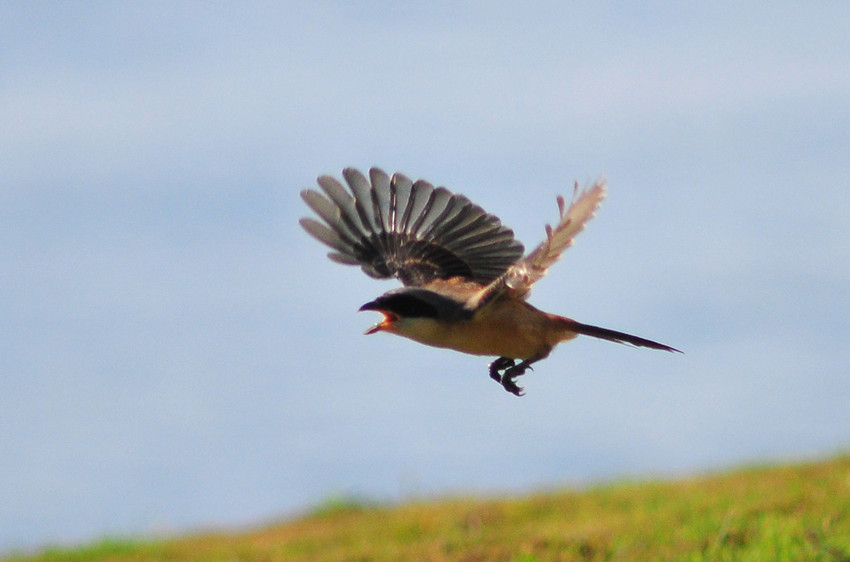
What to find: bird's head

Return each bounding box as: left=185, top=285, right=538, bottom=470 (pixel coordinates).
left=358, top=289, right=448, bottom=335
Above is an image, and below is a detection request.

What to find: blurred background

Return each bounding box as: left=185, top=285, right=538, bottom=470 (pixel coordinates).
left=2, top=1, right=848, bottom=553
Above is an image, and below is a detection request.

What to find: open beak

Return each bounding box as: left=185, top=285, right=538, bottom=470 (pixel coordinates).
left=359, top=301, right=398, bottom=334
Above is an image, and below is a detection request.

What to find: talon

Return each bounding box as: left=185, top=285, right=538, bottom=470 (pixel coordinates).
left=488, top=356, right=534, bottom=396
left=501, top=375, right=525, bottom=396
left=500, top=360, right=534, bottom=397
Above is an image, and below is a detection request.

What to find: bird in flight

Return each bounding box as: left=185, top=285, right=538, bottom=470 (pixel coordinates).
left=300, top=167, right=679, bottom=396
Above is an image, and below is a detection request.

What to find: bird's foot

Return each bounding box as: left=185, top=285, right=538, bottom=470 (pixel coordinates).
left=502, top=362, right=534, bottom=396
left=501, top=374, right=525, bottom=396
left=488, top=357, right=531, bottom=397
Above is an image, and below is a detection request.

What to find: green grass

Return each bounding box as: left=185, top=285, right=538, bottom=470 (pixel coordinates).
left=6, top=455, right=850, bottom=561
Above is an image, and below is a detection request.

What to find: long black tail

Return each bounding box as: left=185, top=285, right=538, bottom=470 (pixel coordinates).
left=558, top=317, right=681, bottom=353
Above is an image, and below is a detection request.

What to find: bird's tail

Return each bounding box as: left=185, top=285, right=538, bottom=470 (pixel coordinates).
left=551, top=315, right=681, bottom=353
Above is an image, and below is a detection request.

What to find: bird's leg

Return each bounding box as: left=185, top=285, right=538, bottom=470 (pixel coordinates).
left=499, top=355, right=545, bottom=397
left=488, top=356, right=529, bottom=396
left=489, top=357, right=515, bottom=382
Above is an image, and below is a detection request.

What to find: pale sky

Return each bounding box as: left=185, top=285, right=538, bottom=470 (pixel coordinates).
left=2, top=2, right=849, bottom=552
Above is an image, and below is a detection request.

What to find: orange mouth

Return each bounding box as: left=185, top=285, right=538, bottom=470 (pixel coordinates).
left=364, top=310, right=399, bottom=334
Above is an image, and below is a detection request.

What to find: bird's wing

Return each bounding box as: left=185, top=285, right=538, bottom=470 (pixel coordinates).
left=506, top=178, right=606, bottom=294
left=466, top=178, right=606, bottom=308
left=300, top=167, right=525, bottom=287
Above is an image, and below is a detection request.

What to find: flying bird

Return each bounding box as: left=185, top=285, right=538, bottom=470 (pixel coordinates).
left=300, top=167, right=679, bottom=396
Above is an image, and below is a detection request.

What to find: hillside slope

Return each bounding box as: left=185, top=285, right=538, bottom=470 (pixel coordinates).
left=7, top=455, right=850, bottom=561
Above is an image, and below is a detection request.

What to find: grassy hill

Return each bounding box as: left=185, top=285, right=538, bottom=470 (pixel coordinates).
left=7, top=455, right=850, bottom=561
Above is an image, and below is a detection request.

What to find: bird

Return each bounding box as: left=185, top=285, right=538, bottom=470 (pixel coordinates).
left=299, top=167, right=680, bottom=396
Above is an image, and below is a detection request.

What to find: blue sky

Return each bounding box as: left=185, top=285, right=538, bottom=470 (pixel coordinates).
left=2, top=1, right=849, bottom=553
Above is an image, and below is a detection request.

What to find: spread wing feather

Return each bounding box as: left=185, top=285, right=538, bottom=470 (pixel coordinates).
left=300, top=167, right=525, bottom=286
left=505, top=178, right=607, bottom=295
left=464, top=178, right=606, bottom=309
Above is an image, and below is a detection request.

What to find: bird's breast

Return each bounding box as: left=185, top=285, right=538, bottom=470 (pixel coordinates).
left=390, top=298, right=551, bottom=359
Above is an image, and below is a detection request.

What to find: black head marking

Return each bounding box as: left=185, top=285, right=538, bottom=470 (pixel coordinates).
left=359, top=288, right=474, bottom=322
